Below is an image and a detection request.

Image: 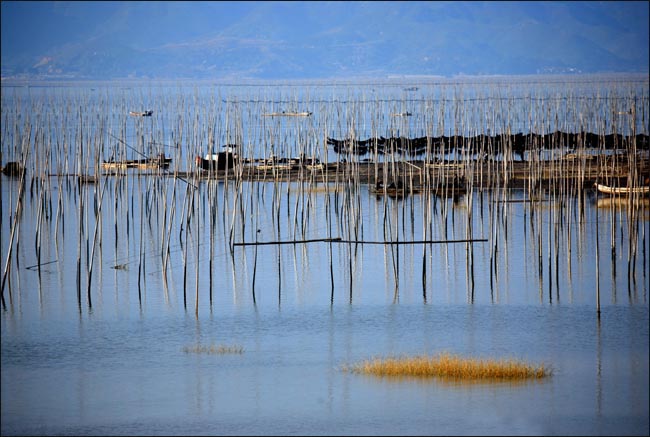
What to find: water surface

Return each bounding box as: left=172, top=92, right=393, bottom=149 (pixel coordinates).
left=2, top=77, right=649, bottom=435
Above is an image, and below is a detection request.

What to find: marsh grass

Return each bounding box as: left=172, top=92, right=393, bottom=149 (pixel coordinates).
left=183, top=344, right=244, bottom=355
left=343, top=352, right=551, bottom=380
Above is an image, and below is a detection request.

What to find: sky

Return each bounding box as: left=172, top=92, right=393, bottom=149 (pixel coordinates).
left=1, top=1, right=649, bottom=80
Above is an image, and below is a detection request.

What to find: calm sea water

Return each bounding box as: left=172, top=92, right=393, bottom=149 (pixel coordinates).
left=2, top=77, right=649, bottom=435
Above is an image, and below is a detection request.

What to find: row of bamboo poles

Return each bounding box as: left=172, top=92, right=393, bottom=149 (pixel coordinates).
left=1, top=80, right=648, bottom=314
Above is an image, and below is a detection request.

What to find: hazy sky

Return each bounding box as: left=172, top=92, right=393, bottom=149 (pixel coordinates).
left=2, top=1, right=649, bottom=79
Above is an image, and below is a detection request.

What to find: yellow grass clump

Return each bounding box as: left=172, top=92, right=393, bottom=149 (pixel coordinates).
left=343, top=352, right=551, bottom=380
left=183, top=344, right=244, bottom=355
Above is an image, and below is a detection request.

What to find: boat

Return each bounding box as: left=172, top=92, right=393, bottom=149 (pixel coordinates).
left=102, top=153, right=171, bottom=170
left=304, top=161, right=324, bottom=171
left=253, top=154, right=293, bottom=171
left=250, top=153, right=322, bottom=171
left=195, top=151, right=238, bottom=171
left=289, top=154, right=324, bottom=170
left=129, top=110, right=153, bottom=117
left=262, top=111, right=312, bottom=117
left=562, top=151, right=596, bottom=161
left=594, top=182, right=649, bottom=196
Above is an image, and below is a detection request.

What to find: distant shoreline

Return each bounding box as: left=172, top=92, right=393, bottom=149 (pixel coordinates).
left=1, top=72, right=648, bottom=88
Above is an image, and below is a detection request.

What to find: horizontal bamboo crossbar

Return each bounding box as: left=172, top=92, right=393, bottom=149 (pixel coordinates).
left=234, top=238, right=487, bottom=247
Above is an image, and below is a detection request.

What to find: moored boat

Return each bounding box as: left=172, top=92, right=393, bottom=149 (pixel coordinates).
left=290, top=154, right=324, bottom=170
left=102, top=153, right=171, bottom=170
left=129, top=110, right=153, bottom=117
left=195, top=151, right=238, bottom=171
left=594, top=182, right=649, bottom=196
left=262, top=111, right=312, bottom=117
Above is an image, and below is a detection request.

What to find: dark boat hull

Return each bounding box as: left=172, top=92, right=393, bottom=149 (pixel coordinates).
left=196, top=152, right=238, bottom=171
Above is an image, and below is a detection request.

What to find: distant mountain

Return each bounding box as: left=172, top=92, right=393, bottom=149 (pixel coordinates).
left=1, top=1, right=648, bottom=80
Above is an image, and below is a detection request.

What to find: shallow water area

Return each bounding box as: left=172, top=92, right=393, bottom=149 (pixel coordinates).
left=2, top=77, right=649, bottom=435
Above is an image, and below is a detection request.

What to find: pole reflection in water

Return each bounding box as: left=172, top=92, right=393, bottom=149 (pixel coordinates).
left=1, top=78, right=648, bottom=436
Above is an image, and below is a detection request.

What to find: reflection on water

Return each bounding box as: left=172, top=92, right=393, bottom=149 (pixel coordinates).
left=3, top=184, right=646, bottom=311
left=2, top=179, right=648, bottom=435
left=2, top=304, right=648, bottom=435
left=2, top=78, right=649, bottom=435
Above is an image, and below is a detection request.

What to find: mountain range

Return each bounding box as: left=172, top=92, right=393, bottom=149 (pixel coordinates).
left=1, top=1, right=648, bottom=81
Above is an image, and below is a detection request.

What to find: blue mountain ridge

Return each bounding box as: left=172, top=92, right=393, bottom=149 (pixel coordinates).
left=1, top=1, right=648, bottom=80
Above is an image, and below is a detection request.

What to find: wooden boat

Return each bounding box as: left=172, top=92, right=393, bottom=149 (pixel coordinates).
left=129, top=110, right=153, bottom=117
left=255, top=163, right=292, bottom=171
left=250, top=153, right=322, bottom=171
left=594, top=183, right=649, bottom=196
left=262, top=111, right=312, bottom=117
left=290, top=154, right=324, bottom=170
left=102, top=153, right=171, bottom=170
left=254, top=155, right=292, bottom=171
left=304, top=161, right=324, bottom=171
left=562, top=151, right=596, bottom=161
left=195, top=151, right=238, bottom=171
